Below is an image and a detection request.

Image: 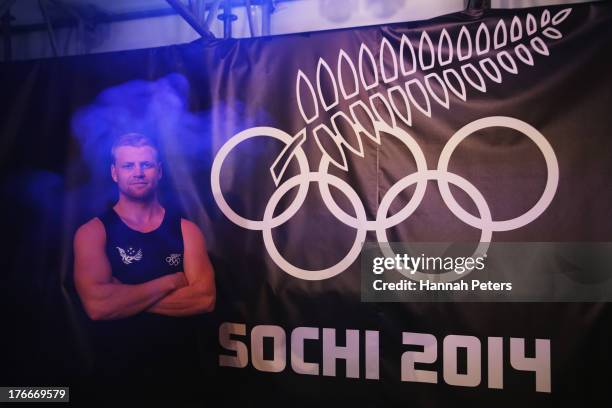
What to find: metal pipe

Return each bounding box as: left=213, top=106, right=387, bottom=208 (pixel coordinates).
left=13, top=7, right=177, bottom=34
left=166, top=0, right=213, bottom=38
left=262, top=0, right=272, bottom=36
left=39, top=0, right=59, bottom=57
left=196, top=0, right=206, bottom=23
left=245, top=0, right=255, bottom=37
left=205, top=0, right=222, bottom=32
left=219, top=0, right=237, bottom=39
left=7, top=0, right=298, bottom=39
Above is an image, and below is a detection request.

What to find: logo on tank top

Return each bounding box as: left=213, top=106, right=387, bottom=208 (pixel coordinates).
left=116, top=246, right=143, bottom=265
left=166, top=253, right=182, bottom=266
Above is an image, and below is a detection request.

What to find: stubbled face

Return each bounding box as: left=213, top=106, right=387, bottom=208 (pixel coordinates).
left=111, top=145, right=162, bottom=201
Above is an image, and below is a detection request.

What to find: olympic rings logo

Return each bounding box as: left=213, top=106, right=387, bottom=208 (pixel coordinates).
left=166, top=253, right=182, bottom=267
left=211, top=116, right=559, bottom=281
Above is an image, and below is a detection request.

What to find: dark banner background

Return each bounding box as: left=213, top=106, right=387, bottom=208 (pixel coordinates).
left=1, top=2, right=611, bottom=406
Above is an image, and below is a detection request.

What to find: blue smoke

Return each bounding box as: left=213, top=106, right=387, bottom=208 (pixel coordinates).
left=68, top=72, right=275, bottom=252
left=72, top=73, right=196, bottom=173
left=69, top=73, right=214, bottom=225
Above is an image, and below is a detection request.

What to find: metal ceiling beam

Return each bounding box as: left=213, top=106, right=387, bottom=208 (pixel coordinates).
left=166, top=0, right=213, bottom=38
left=245, top=0, right=255, bottom=37
left=205, top=0, right=222, bottom=31
left=12, top=8, right=177, bottom=34
left=5, top=0, right=291, bottom=40
left=218, top=0, right=237, bottom=39
left=262, top=0, right=272, bottom=36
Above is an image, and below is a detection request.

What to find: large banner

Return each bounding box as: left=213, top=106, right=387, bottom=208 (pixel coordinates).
left=1, top=2, right=611, bottom=406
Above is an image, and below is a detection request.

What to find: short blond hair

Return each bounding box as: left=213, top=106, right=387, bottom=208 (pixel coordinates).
left=111, top=133, right=159, bottom=163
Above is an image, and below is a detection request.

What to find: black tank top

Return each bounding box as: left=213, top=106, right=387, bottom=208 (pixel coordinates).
left=88, top=207, right=200, bottom=397
left=100, top=208, right=184, bottom=284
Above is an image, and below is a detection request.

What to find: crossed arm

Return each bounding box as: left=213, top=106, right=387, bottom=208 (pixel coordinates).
left=74, top=218, right=216, bottom=320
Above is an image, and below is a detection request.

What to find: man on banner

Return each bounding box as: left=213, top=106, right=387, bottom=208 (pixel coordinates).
left=73, top=132, right=216, bottom=403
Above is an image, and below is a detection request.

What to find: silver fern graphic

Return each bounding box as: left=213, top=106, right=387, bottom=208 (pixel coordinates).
left=116, top=247, right=143, bottom=265
left=211, top=8, right=566, bottom=281
left=270, top=7, right=572, bottom=186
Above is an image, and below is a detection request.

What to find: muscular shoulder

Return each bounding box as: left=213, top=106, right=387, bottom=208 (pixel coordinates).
left=74, top=218, right=106, bottom=246
left=180, top=219, right=207, bottom=248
